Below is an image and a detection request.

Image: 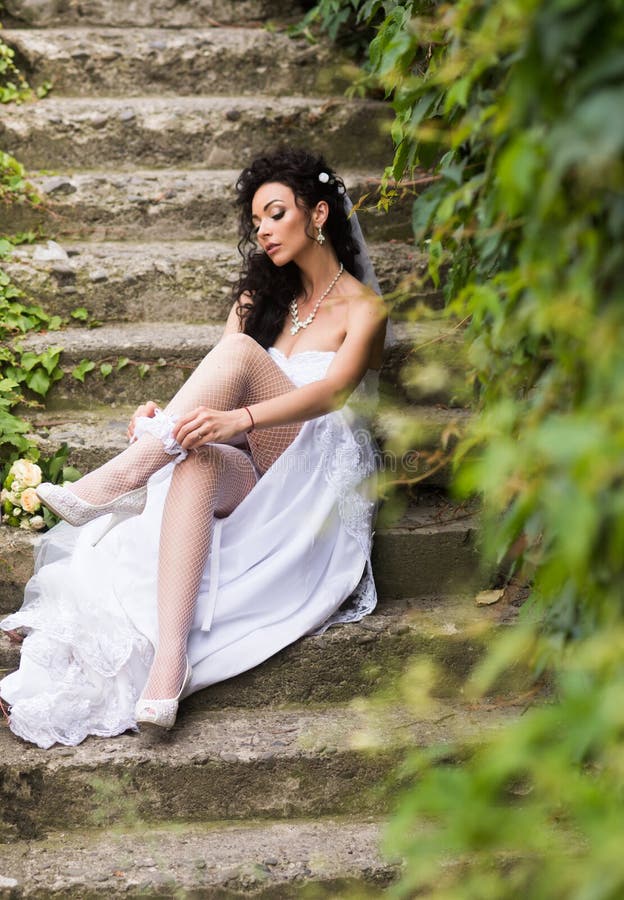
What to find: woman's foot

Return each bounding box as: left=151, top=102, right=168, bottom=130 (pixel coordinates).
left=135, top=658, right=192, bottom=731
left=36, top=483, right=147, bottom=527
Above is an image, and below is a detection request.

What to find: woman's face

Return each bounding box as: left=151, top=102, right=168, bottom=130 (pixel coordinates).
left=251, top=182, right=320, bottom=266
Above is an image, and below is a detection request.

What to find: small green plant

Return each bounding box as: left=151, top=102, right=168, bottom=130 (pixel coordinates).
left=0, top=237, right=65, bottom=457
left=0, top=152, right=41, bottom=210
left=0, top=26, right=30, bottom=103
left=0, top=24, right=50, bottom=103
left=289, top=0, right=379, bottom=58
left=0, top=19, right=69, bottom=474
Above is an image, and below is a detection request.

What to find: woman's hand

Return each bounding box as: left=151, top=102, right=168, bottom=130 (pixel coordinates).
left=173, top=406, right=249, bottom=450
left=127, top=401, right=158, bottom=442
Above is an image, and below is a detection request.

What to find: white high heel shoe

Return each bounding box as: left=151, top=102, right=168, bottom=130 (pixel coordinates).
left=36, top=482, right=147, bottom=545
left=135, top=659, right=192, bottom=731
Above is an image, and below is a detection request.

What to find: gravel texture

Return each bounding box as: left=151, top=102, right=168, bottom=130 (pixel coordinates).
left=4, top=238, right=423, bottom=321
left=0, top=96, right=393, bottom=170
left=0, top=700, right=522, bottom=841
left=3, top=0, right=303, bottom=27
left=0, top=816, right=396, bottom=898
left=3, top=27, right=340, bottom=98
left=8, top=168, right=414, bottom=242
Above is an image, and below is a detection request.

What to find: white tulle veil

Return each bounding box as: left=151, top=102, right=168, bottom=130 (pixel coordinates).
left=343, top=192, right=395, bottom=348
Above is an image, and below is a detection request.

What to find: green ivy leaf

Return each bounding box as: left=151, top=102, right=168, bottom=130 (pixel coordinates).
left=71, top=359, right=96, bottom=382
left=25, top=367, right=51, bottom=397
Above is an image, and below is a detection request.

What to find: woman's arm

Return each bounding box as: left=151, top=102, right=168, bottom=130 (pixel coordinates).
left=245, top=291, right=386, bottom=428
left=173, top=291, right=385, bottom=447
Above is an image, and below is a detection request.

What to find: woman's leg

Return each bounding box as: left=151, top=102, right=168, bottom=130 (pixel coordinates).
left=140, top=443, right=258, bottom=700
left=67, top=333, right=301, bottom=504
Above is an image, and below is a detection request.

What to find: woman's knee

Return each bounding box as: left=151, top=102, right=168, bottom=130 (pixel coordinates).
left=214, top=332, right=261, bottom=358
left=192, top=442, right=255, bottom=478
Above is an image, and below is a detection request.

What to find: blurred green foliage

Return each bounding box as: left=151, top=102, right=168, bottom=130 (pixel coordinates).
left=305, top=0, right=624, bottom=895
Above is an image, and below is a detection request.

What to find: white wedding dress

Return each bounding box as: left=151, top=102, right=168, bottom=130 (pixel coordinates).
left=0, top=348, right=380, bottom=748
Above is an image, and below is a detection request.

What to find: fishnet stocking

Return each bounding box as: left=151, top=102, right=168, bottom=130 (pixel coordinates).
left=141, top=443, right=258, bottom=699
left=66, top=433, right=172, bottom=505
left=64, top=333, right=302, bottom=702
left=67, top=333, right=301, bottom=505
left=164, top=332, right=302, bottom=475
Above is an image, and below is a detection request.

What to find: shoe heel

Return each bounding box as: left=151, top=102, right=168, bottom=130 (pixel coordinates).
left=90, top=511, right=128, bottom=547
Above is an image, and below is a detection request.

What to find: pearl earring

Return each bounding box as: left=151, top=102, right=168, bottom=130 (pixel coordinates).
left=316, top=225, right=325, bottom=246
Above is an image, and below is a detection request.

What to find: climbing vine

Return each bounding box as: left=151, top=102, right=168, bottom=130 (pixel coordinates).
left=0, top=20, right=71, bottom=494
left=303, top=1, right=624, bottom=896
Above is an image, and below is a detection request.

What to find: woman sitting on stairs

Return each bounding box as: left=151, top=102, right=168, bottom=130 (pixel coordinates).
left=0, top=145, right=387, bottom=749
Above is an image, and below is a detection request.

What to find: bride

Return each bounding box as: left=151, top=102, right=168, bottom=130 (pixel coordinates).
left=0, top=146, right=387, bottom=749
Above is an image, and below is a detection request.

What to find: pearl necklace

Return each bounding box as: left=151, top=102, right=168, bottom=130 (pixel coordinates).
left=289, top=263, right=344, bottom=336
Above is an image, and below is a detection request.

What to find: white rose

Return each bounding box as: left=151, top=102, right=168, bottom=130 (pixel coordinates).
left=20, top=488, right=42, bottom=514
left=9, top=459, right=42, bottom=489
left=29, top=515, right=46, bottom=531
left=12, top=507, right=22, bottom=516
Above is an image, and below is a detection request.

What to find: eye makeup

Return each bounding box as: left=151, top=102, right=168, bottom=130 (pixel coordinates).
left=251, top=206, right=286, bottom=234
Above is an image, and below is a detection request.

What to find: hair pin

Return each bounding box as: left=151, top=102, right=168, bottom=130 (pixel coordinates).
left=318, top=171, right=346, bottom=194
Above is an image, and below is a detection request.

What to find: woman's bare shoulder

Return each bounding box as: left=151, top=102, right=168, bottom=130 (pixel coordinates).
left=341, top=275, right=387, bottom=366
left=343, top=275, right=386, bottom=323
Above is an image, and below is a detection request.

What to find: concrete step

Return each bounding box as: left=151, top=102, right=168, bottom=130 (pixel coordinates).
left=0, top=96, right=392, bottom=171
left=0, top=491, right=482, bottom=615
left=0, top=699, right=521, bottom=841
left=0, top=816, right=396, bottom=897
left=2, top=0, right=303, bottom=28
left=3, top=27, right=344, bottom=98
left=3, top=238, right=427, bottom=323
left=8, top=169, right=413, bottom=242
left=1, top=596, right=510, bottom=706
left=18, top=320, right=471, bottom=408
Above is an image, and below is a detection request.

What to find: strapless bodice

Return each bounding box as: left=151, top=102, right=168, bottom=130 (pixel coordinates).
left=267, top=347, right=379, bottom=400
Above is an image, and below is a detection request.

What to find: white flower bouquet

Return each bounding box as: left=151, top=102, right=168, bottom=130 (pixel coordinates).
left=1, top=458, right=45, bottom=530
left=1, top=446, right=81, bottom=532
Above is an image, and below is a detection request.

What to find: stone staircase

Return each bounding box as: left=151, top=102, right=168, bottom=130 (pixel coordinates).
left=0, top=3, right=522, bottom=895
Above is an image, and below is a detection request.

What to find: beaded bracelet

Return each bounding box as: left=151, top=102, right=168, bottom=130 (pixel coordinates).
left=244, top=406, right=255, bottom=433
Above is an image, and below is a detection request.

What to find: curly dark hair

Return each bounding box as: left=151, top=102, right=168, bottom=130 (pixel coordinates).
left=232, top=146, right=360, bottom=349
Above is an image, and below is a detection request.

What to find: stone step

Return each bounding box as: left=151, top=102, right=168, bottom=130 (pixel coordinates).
left=2, top=0, right=303, bottom=28
left=0, top=491, right=482, bottom=616
left=0, top=816, right=396, bottom=897
left=3, top=238, right=428, bottom=323
left=0, top=699, right=521, bottom=841
left=22, top=401, right=466, bottom=485
left=1, top=596, right=508, bottom=706
left=18, top=320, right=471, bottom=408
left=8, top=169, right=413, bottom=243
left=0, top=96, right=392, bottom=171
left=3, top=27, right=344, bottom=98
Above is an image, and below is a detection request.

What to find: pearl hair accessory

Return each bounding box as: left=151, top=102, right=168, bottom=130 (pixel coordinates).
left=289, top=263, right=344, bottom=335
left=318, top=171, right=346, bottom=194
